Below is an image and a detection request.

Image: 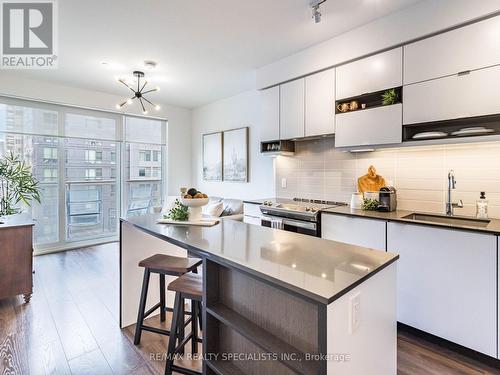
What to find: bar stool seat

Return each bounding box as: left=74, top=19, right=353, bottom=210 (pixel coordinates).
left=167, top=272, right=203, bottom=299
left=134, top=254, right=202, bottom=346
left=139, top=254, right=201, bottom=274
left=165, top=273, right=203, bottom=375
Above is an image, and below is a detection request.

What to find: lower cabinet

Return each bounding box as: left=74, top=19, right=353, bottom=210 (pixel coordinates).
left=243, top=203, right=262, bottom=226
left=387, top=222, right=497, bottom=357
left=321, top=213, right=386, bottom=251
left=243, top=215, right=261, bottom=226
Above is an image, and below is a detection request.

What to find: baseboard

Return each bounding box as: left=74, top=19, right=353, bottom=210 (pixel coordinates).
left=34, top=238, right=119, bottom=255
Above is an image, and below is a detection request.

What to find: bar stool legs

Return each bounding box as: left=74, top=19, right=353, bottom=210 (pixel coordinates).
left=134, top=270, right=173, bottom=345
left=165, top=293, right=203, bottom=375
left=134, top=254, right=203, bottom=348
left=165, top=293, right=182, bottom=375
left=191, top=302, right=198, bottom=355
left=159, top=274, right=166, bottom=322
left=165, top=272, right=203, bottom=375
left=134, top=268, right=151, bottom=345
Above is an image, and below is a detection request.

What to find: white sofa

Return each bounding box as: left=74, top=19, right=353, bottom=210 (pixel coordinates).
left=162, top=196, right=243, bottom=221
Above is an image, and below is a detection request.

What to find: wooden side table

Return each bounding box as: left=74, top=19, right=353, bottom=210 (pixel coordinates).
left=0, top=221, right=34, bottom=302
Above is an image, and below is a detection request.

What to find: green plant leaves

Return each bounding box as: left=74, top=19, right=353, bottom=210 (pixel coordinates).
left=164, top=199, right=189, bottom=221
left=382, top=89, right=398, bottom=106
left=0, top=152, right=41, bottom=216
left=362, top=198, right=379, bottom=211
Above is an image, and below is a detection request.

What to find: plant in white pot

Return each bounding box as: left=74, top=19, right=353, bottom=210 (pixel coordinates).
left=0, top=152, right=41, bottom=217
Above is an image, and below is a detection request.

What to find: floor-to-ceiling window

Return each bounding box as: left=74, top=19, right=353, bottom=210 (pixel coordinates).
left=123, top=117, right=166, bottom=217
left=0, top=97, right=167, bottom=253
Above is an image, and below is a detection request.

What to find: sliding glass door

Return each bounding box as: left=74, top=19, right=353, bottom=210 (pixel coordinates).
left=123, top=117, right=166, bottom=217
left=64, top=138, right=119, bottom=241
left=0, top=97, right=167, bottom=253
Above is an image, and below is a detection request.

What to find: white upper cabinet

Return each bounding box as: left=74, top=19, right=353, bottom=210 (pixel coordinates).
left=259, top=86, right=280, bottom=142
left=305, top=68, right=335, bottom=137
left=404, top=16, right=500, bottom=85
left=403, top=65, right=500, bottom=124
left=336, top=48, right=403, bottom=99
left=280, top=78, right=305, bottom=140
left=335, top=104, right=402, bottom=147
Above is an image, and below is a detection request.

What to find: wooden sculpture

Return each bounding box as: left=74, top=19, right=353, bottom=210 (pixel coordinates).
left=357, top=165, right=386, bottom=193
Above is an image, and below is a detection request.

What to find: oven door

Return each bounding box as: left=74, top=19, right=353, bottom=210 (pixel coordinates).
left=261, top=215, right=318, bottom=237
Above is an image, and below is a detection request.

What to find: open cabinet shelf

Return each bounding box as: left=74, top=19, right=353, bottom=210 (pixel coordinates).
left=205, top=359, right=246, bottom=375
left=403, top=114, right=500, bottom=143
left=335, top=86, right=402, bottom=115
left=207, top=303, right=319, bottom=375
left=260, top=140, right=295, bottom=156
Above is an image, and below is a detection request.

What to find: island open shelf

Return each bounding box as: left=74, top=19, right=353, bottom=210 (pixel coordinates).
left=203, top=259, right=324, bottom=374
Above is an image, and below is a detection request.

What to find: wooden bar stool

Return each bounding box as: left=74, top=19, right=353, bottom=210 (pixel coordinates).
left=165, top=272, right=203, bottom=375
left=134, top=254, right=202, bottom=345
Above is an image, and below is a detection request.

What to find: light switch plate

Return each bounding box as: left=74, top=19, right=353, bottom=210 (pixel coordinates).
left=349, top=292, right=361, bottom=334
left=281, top=178, right=287, bottom=188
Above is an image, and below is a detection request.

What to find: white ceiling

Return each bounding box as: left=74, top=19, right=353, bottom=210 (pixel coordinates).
left=9, top=0, right=423, bottom=109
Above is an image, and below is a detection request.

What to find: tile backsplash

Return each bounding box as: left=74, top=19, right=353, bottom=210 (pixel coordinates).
left=275, top=138, right=500, bottom=218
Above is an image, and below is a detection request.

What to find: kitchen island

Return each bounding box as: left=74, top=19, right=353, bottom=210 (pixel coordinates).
left=120, top=215, right=399, bottom=374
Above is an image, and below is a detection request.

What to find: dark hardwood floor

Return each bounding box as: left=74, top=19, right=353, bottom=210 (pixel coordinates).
left=0, top=243, right=498, bottom=374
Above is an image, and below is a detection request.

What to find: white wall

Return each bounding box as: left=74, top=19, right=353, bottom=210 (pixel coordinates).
left=0, top=73, right=191, bottom=194
left=257, top=0, right=500, bottom=88
left=191, top=90, right=275, bottom=199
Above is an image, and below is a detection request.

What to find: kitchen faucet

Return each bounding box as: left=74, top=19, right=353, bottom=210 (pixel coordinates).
left=446, top=170, right=463, bottom=216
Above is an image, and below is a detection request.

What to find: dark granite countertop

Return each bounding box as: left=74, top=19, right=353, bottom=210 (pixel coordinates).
left=0, top=214, right=35, bottom=229
left=121, top=214, right=398, bottom=305
left=322, top=206, right=500, bottom=235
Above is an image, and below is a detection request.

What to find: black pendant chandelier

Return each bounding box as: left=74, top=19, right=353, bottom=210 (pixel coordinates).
left=116, top=71, right=160, bottom=114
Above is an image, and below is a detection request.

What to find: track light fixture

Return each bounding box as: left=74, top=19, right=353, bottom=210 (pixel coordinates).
left=310, top=0, right=326, bottom=23
left=116, top=71, right=160, bottom=114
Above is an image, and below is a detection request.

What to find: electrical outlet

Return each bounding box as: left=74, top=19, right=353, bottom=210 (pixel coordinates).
left=348, top=293, right=361, bottom=334
left=281, top=178, right=287, bottom=188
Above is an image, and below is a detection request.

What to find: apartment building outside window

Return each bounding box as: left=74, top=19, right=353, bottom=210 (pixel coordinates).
left=124, top=117, right=165, bottom=217
left=0, top=98, right=167, bottom=253
left=43, top=147, right=58, bottom=160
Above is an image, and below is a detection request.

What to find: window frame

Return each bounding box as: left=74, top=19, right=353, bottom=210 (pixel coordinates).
left=0, top=95, right=167, bottom=254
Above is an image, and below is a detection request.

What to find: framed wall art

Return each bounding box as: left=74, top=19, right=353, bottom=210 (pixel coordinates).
left=202, top=132, right=223, bottom=181
left=223, top=127, right=248, bottom=182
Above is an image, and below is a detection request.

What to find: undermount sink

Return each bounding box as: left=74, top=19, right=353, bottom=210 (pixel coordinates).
left=402, top=213, right=491, bottom=228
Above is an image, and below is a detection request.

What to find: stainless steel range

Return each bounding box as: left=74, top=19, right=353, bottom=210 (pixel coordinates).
left=259, top=198, right=347, bottom=237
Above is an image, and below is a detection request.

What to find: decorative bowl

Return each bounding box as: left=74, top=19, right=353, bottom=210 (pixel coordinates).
left=180, top=197, right=209, bottom=207
left=180, top=197, right=209, bottom=221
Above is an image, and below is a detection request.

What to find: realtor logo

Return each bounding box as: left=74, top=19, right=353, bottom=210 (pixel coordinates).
left=1, top=0, right=57, bottom=69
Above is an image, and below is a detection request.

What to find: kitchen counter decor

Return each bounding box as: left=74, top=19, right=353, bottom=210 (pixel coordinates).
left=335, top=86, right=402, bottom=115
left=357, top=165, right=386, bottom=193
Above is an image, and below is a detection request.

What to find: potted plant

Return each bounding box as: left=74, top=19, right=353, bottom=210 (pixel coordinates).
left=0, top=152, right=41, bottom=217
left=381, top=89, right=399, bottom=106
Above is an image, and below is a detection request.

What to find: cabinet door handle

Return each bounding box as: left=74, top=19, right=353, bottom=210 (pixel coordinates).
left=457, top=70, right=471, bottom=76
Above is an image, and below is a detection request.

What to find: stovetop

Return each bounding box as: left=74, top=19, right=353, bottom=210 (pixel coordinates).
left=260, top=197, right=347, bottom=220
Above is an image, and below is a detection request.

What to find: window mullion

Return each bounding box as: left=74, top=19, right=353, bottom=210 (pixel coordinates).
left=58, top=109, right=67, bottom=244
